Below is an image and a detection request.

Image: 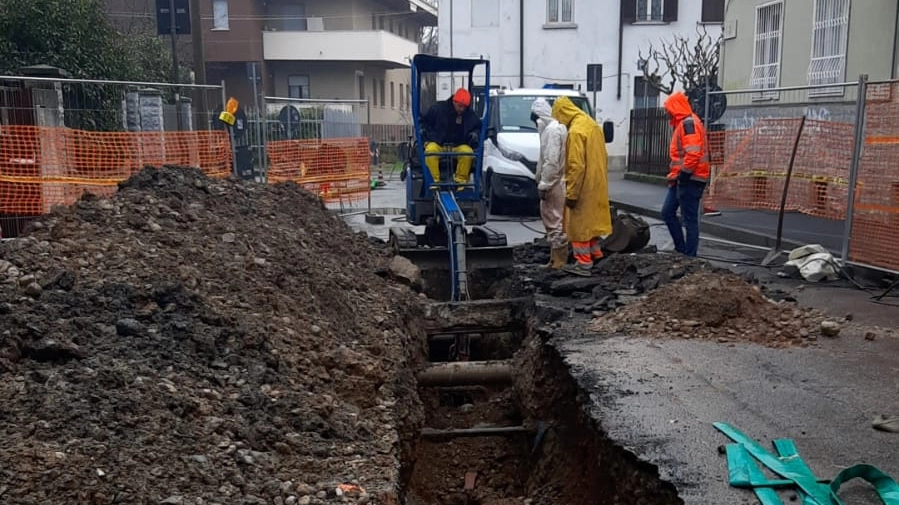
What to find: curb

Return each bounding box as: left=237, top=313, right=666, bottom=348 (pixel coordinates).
left=611, top=198, right=894, bottom=284
left=610, top=199, right=807, bottom=252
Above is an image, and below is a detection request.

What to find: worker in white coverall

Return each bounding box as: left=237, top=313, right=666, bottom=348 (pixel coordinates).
left=530, top=98, right=569, bottom=269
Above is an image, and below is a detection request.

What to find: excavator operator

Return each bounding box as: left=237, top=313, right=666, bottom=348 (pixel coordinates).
left=420, top=87, right=482, bottom=185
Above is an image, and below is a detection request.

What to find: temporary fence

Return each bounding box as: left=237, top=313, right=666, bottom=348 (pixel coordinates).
left=703, top=82, right=859, bottom=220
left=700, top=76, right=899, bottom=273
left=260, top=97, right=374, bottom=214
left=0, top=75, right=418, bottom=237
left=0, top=75, right=230, bottom=236
left=845, top=79, right=899, bottom=271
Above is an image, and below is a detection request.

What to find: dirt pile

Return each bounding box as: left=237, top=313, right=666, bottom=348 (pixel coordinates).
left=512, top=242, right=831, bottom=348
left=0, top=167, right=424, bottom=505
left=506, top=245, right=709, bottom=314
left=590, top=270, right=829, bottom=347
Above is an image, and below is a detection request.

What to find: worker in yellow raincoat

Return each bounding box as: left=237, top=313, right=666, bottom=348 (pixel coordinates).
left=551, top=96, right=613, bottom=277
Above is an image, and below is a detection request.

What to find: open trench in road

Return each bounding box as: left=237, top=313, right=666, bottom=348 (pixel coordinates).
left=394, top=269, right=684, bottom=505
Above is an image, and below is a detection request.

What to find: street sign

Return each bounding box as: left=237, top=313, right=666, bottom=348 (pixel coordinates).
left=687, top=82, right=727, bottom=124
left=586, top=64, right=603, bottom=92
left=156, top=0, right=191, bottom=36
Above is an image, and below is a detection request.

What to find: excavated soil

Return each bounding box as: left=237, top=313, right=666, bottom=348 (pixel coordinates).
left=0, top=166, right=427, bottom=505
left=510, top=241, right=832, bottom=348
left=589, top=270, right=830, bottom=347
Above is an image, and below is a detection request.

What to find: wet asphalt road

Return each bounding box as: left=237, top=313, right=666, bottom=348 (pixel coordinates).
left=345, top=178, right=899, bottom=504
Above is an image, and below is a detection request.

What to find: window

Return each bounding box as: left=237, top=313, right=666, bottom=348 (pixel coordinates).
left=390, top=82, right=396, bottom=109
left=372, top=78, right=378, bottom=106
left=212, top=0, right=229, bottom=30
left=546, top=0, right=573, bottom=23
left=288, top=75, right=309, bottom=99
left=399, top=83, right=405, bottom=110
left=750, top=2, right=784, bottom=99
left=807, top=0, right=850, bottom=96
left=701, top=0, right=725, bottom=23
left=358, top=74, right=365, bottom=101
left=636, top=0, right=663, bottom=22
left=379, top=80, right=385, bottom=108
left=633, top=77, right=660, bottom=109
left=270, top=3, right=306, bottom=31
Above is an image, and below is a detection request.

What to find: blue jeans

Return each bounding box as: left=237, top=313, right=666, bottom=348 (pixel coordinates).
left=661, top=181, right=705, bottom=257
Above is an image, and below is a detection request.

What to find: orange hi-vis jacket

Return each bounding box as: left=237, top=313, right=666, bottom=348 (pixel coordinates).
left=664, top=91, right=710, bottom=183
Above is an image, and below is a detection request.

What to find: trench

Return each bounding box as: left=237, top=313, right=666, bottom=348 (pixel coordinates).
left=397, top=273, right=684, bottom=505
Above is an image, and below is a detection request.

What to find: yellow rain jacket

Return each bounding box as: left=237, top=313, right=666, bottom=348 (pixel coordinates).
left=551, top=96, right=612, bottom=242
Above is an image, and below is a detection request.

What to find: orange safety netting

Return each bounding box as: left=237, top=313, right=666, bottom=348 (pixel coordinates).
left=0, top=125, right=231, bottom=215
left=848, top=81, right=899, bottom=271
left=704, top=118, right=854, bottom=220
left=704, top=82, right=899, bottom=272
left=266, top=137, right=370, bottom=204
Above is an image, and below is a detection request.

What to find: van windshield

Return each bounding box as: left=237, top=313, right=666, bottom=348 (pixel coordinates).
left=496, top=95, right=593, bottom=132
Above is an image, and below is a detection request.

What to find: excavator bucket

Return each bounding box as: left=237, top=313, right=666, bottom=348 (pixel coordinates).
left=389, top=225, right=515, bottom=301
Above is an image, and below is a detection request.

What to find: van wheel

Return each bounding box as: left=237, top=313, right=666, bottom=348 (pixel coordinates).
left=487, top=174, right=508, bottom=216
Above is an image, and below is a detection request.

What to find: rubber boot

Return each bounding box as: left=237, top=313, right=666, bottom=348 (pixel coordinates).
left=563, top=262, right=593, bottom=277
left=549, top=246, right=568, bottom=269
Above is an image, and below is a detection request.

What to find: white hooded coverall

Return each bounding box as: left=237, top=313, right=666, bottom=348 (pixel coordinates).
left=531, top=98, right=568, bottom=248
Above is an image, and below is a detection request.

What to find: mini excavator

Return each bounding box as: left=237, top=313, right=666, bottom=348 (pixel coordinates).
left=388, top=55, right=514, bottom=301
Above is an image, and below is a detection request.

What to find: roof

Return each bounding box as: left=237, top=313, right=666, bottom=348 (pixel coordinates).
left=412, top=54, right=489, bottom=73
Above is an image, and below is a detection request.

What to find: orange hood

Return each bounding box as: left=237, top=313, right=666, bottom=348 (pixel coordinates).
left=664, top=91, right=693, bottom=125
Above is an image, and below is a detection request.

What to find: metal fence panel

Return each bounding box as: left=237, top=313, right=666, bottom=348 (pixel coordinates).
left=0, top=75, right=228, bottom=237
left=846, top=78, right=899, bottom=272
left=703, top=82, right=859, bottom=221
left=627, top=107, right=671, bottom=176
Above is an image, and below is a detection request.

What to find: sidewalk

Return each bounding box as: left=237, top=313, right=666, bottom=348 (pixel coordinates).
left=608, top=172, right=846, bottom=254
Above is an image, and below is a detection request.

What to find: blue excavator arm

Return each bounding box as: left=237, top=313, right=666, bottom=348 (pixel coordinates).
left=434, top=190, right=469, bottom=301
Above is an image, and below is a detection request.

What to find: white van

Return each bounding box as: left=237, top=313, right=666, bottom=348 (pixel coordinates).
left=480, top=87, right=601, bottom=215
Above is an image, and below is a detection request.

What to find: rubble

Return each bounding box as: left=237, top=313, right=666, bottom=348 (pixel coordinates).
left=0, top=167, right=425, bottom=504
left=512, top=242, right=831, bottom=348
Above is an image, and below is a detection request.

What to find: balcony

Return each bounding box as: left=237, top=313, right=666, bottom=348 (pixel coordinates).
left=263, top=30, right=418, bottom=67
left=381, top=0, right=438, bottom=21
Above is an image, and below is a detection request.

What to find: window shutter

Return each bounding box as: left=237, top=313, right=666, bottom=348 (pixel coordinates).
left=663, top=0, right=678, bottom=22
left=620, top=0, right=636, bottom=23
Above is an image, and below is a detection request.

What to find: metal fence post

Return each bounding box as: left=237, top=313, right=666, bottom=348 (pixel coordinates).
left=261, top=96, right=269, bottom=179
left=221, top=79, right=238, bottom=178
left=840, top=74, right=869, bottom=265
left=703, top=81, right=711, bottom=126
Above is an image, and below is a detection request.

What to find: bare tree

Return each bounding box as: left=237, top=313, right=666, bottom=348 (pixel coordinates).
left=638, top=25, right=722, bottom=95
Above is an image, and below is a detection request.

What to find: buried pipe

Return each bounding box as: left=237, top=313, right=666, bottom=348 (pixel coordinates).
left=416, top=360, right=513, bottom=386
left=420, top=425, right=532, bottom=439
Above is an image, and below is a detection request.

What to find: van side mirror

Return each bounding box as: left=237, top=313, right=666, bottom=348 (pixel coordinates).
left=603, top=121, right=614, bottom=144
left=486, top=126, right=497, bottom=141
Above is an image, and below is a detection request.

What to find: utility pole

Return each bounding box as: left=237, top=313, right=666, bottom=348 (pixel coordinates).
left=169, top=0, right=182, bottom=130
left=189, top=0, right=205, bottom=84
left=169, top=0, right=179, bottom=85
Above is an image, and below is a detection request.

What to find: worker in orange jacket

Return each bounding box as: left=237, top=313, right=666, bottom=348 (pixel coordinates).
left=661, top=91, right=710, bottom=257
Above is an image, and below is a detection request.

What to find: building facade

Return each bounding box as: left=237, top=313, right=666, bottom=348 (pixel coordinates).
left=104, top=0, right=436, bottom=126
left=720, top=0, right=899, bottom=95
left=437, top=0, right=724, bottom=168
left=201, top=0, right=436, bottom=126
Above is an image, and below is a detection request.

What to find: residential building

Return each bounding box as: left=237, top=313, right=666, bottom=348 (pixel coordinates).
left=720, top=0, right=898, bottom=94
left=201, top=0, right=436, bottom=126
left=104, top=0, right=436, bottom=127
left=437, top=0, right=724, bottom=169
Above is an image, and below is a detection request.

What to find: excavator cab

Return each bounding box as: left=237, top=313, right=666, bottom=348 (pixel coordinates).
left=389, top=55, right=513, bottom=301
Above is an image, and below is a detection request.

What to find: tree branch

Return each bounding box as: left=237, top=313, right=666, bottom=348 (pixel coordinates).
left=638, top=24, right=722, bottom=96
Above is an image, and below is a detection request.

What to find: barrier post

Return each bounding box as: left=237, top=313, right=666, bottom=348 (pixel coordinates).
left=841, top=74, right=869, bottom=264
